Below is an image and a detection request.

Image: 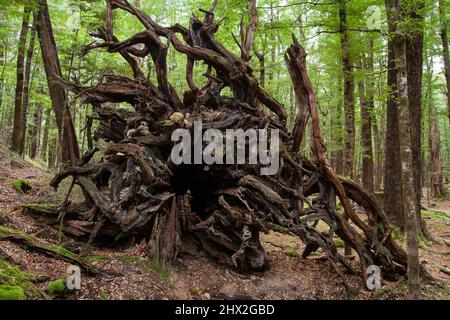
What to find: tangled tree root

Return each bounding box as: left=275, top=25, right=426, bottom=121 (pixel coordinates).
left=25, top=0, right=411, bottom=289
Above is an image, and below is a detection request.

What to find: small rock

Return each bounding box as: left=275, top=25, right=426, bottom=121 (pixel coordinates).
left=204, top=293, right=211, bottom=300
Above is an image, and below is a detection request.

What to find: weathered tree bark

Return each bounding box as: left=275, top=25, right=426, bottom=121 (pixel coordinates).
left=0, top=41, right=7, bottom=116
left=338, top=0, right=355, bottom=180
left=29, top=103, right=43, bottom=159
left=438, top=0, right=450, bottom=124
left=357, top=59, right=374, bottom=194
left=335, top=74, right=344, bottom=175
left=18, top=15, right=37, bottom=156
left=36, top=0, right=79, bottom=165
left=240, top=0, right=259, bottom=62
left=386, top=0, right=420, bottom=299
left=406, top=0, right=429, bottom=239
left=383, top=19, right=404, bottom=228
left=11, top=6, right=31, bottom=152
left=40, top=107, right=51, bottom=160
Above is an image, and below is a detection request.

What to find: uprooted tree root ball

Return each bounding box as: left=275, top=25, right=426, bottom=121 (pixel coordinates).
left=24, top=0, right=412, bottom=289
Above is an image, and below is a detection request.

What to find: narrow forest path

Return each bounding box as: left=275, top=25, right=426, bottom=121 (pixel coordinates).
left=0, top=145, right=448, bottom=300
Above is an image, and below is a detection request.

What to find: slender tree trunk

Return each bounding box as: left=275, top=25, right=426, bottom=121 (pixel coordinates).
left=426, top=55, right=445, bottom=197
left=406, top=0, right=429, bottom=238
left=11, top=6, right=31, bottom=152
left=357, top=58, right=374, bottom=194
left=47, top=134, right=57, bottom=167
left=386, top=0, right=421, bottom=299
left=438, top=0, right=450, bottom=124
left=36, top=0, right=79, bottom=165
left=366, top=39, right=381, bottom=192
left=0, top=42, right=7, bottom=113
left=40, top=107, right=51, bottom=160
left=384, top=24, right=404, bottom=227
left=29, top=103, right=42, bottom=159
left=372, top=118, right=382, bottom=191
left=18, top=14, right=37, bottom=155
left=338, top=0, right=355, bottom=180
left=335, top=74, right=344, bottom=175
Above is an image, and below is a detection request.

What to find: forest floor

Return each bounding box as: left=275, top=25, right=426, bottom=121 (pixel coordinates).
left=0, top=145, right=449, bottom=300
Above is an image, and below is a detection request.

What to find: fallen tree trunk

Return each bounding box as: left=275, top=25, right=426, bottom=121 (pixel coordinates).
left=0, top=226, right=97, bottom=274
left=27, top=0, right=411, bottom=288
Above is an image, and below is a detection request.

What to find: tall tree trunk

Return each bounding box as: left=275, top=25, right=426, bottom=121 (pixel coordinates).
left=47, top=134, right=57, bottom=168
left=406, top=0, right=430, bottom=238
left=386, top=0, right=420, bottom=299
left=372, top=118, right=382, bottom=191
left=438, top=0, right=450, bottom=124
left=338, top=0, right=355, bottom=180
left=384, top=28, right=404, bottom=227
left=36, top=0, right=79, bottom=165
left=18, top=14, right=37, bottom=155
left=338, top=0, right=356, bottom=256
left=40, top=107, right=51, bottom=160
left=335, top=73, right=344, bottom=175
left=357, top=57, right=374, bottom=194
left=11, top=6, right=31, bottom=152
left=0, top=41, right=7, bottom=113
left=29, top=103, right=42, bottom=159
left=426, top=55, right=445, bottom=197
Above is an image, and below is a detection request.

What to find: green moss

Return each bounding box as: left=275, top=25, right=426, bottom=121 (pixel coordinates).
left=273, top=225, right=290, bottom=234
left=0, top=259, right=40, bottom=299
left=100, top=292, right=109, bottom=300
left=377, top=287, right=390, bottom=296
left=47, top=278, right=65, bottom=295
left=422, top=210, right=450, bottom=223
left=0, top=258, right=30, bottom=285
left=334, top=239, right=345, bottom=248
left=86, top=255, right=108, bottom=261
left=190, top=288, right=200, bottom=296
left=0, top=285, right=26, bottom=300
left=391, top=227, right=402, bottom=240
left=11, top=179, right=32, bottom=193
left=119, top=255, right=141, bottom=264
left=22, top=203, right=58, bottom=214
left=285, top=246, right=300, bottom=257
